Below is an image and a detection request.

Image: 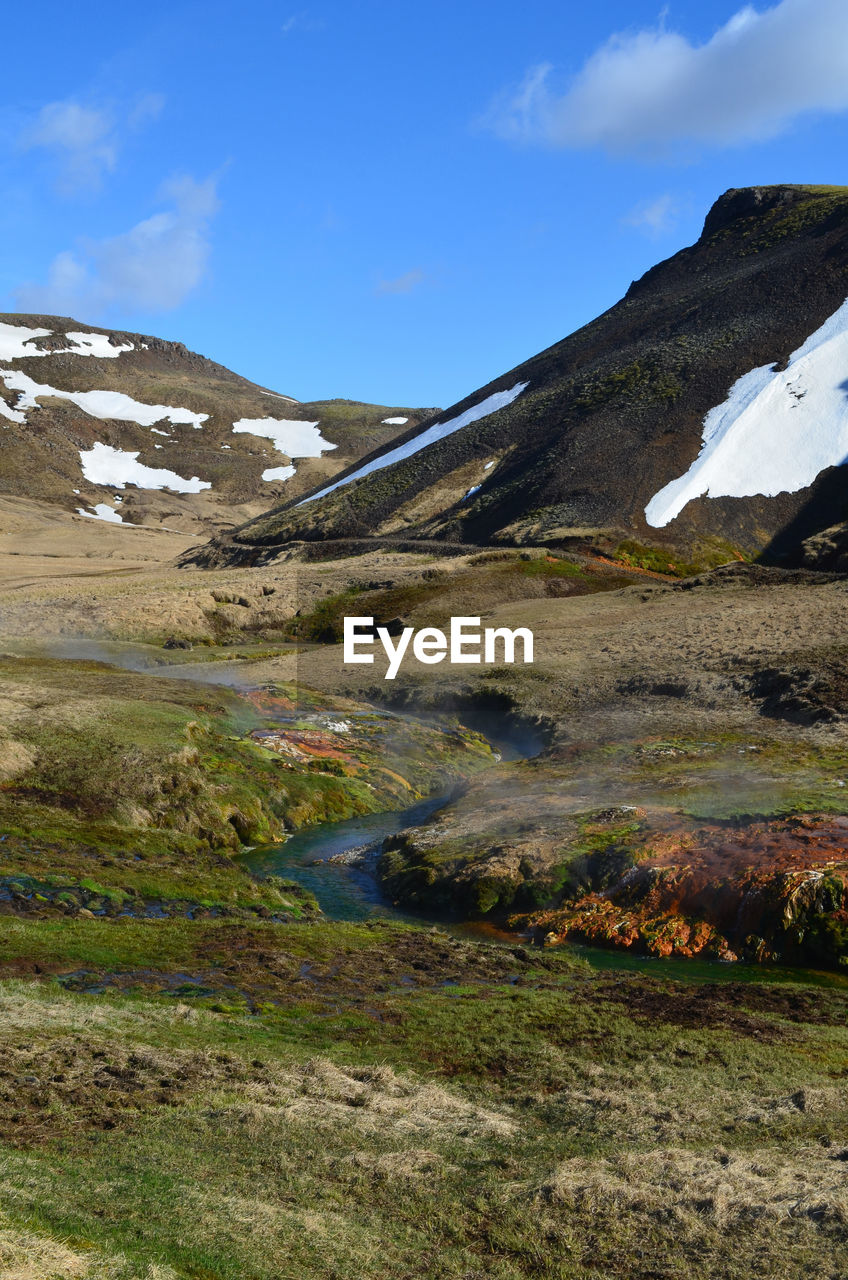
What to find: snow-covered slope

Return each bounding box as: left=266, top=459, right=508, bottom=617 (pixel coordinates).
left=186, top=185, right=848, bottom=568
left=0, top=315, right=429, bottom=534
left=646, top=297, right=848, bottom=527
left=298, top=383, right=529, bottom=505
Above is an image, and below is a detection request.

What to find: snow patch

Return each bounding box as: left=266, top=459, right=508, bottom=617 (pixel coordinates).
left=76, top=503, right=126, bottom=524
left=150, top=428, right=171, bottom=437
left=299, top=382, right=529, bottom=505
left=0, top=396, right=26, bottom=424
left=645, top=298, right=848, bottom=527
left=0, top=322, right=132, bottom=361
left=463, top=484, right=481, bottom=502
left=484, top=460, right=495, bottom=470
left=261, top=390, right=299, bottom=404
left=79, top=443, right=211, bottom=493
left=232, top=417, right=336, bottom=458
left=382, top=416, right=409, bottom=425
left=63, top=332, right=133, bottom=358
left=0, top=370, right=208, bottom=429
left=261, top=465, right=296, bottom=483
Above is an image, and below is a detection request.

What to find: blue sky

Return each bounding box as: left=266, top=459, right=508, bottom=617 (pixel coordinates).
left=2, top=0, right=848, bottom=408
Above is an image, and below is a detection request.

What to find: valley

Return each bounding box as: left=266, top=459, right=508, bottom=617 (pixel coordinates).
left=2, top=518, right=848, bottom=1277
left=2, top=186, right=848, bottom=1278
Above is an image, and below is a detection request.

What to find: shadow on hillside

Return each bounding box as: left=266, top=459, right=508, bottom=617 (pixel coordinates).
left=760, top=464, right=848, bottom=566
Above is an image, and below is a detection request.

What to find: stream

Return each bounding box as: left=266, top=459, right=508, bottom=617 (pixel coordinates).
left=27, top=639, right=847, bottom=986
left=242, top=718, right=544, bottom=925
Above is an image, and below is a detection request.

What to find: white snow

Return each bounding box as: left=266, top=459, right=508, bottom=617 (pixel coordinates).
left=77, top=503, right=126, bottom=524
left=0, top=396, right=25, bottom=425
left=150, top=428, right=171, bottom=437
left=232, top=417, right=336, bottom=458
left=261, top=390, right=299, bottom=404
left=62, top=332, right=133, bottom=358
left=79, top=443, right=211, bottom=493
left=0, top=322, right=132, bottom=362
left=382, top=416, right=409, bottom=425
left=0, top=370, right=208, bottom=429
left=484, top=460, right=495, bottom=470
left=261, top=465, right=296, bottom=483
left=299, top=382, right=529, bottom=505
left=0, top=323, right=51, bottom=362
left=463, top=484, right=482, bottom=501
left=645, top=297, right=848, bottom=527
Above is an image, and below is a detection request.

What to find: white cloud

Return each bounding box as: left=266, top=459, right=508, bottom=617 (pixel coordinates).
left=128, top=93, right=166, bottom=131
left=22, top=101, right=116, bottom=193
left=487, top=0, right=848, bottom=153
left=281, top=12, right=325, bottom=35
left=376, top=268, right=424, bottom=296
left=15, top=174, right=220, bottom=316
left=622, top=193, right=681, bottom=236
left=19, top=94, right=165, bottom=195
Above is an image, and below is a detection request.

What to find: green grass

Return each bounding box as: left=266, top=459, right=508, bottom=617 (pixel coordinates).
left=613, top=538, right=749, bottom=577
left=0, top=656, right=496, bottom=921
left=0, top=926, right=845, bottom=1278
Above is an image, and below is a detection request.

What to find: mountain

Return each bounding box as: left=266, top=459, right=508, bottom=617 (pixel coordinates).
left=0, top=314, right=433, bottom=535
left=190, top=184, right=848, bottom=568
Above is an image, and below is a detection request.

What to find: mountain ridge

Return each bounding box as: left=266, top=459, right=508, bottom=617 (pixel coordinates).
left=0, top=314, right=434, bottom=535
left=186, top=183, right=848, bottom=568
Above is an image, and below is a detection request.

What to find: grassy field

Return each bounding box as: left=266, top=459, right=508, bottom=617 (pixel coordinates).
left=0, top=923, right=846, bottom=1278
left=3, top=554, right=848, bottom=1278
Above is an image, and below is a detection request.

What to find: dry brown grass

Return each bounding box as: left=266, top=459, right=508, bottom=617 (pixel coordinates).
left=0, top=1211, right=176, bottom=1280
left=214, top=1056, right=516, bottom=1141
left=536, top=1143, right=848, bottom=1227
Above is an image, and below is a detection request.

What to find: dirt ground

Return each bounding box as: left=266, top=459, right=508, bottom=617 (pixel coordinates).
left=4, top=508, right=848, bottom=751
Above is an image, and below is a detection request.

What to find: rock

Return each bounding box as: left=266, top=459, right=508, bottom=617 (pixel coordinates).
left=77, top=907, right=95, bottom=919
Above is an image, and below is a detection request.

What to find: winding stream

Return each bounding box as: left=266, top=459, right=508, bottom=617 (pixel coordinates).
left=28, top=639, right=846, bottom=985
left=243, top=793, right=447, bottom=923
left=242, top=719, right=544, bottom=924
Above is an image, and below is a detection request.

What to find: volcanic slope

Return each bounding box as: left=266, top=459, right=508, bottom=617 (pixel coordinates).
left=0, top=315, right=432, bottom=536
left=192, top=185, right=848, bottom=568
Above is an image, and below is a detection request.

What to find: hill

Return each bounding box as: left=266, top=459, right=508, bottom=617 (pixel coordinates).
left=189, top=185, right=848, bottom=568
left=0, top=314, right=433, bottom=536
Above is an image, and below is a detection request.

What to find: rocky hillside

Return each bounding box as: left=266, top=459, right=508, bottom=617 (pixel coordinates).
left=190, top=184, right=848, bottom=566
left=0, top=315, right=432, bottom=535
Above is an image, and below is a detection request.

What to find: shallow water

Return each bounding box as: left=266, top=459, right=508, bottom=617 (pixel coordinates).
left=243, top=793, right=449, bottom=923
left=19, top=637, right=843, bottom=985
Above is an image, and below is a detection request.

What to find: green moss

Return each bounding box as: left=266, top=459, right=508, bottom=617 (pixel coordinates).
left=614, top=540, right=699, bottom=576
left=613, top=538, right=750, bottom=577
left=574, top=358, right=683, bottom=410
left=286, top=587, right=363, bottom=642
left=747, top=187, right=848, bottom=252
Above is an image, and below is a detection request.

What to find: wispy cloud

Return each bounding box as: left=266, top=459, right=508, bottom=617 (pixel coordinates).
left=622, top=193, right=681, bottom=237
left=15, top=174, right=220, bottom=316
left=376, top=268, right=424, bottom=296
left=19, top=94, right=165, bottom=195
left=21, top=101, right=117, bottom=193
left=127, top=93, right=166, bottom=132
left=485, top=0, right=848, bottom=154
left=281, top=11, right=325, bottom=36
